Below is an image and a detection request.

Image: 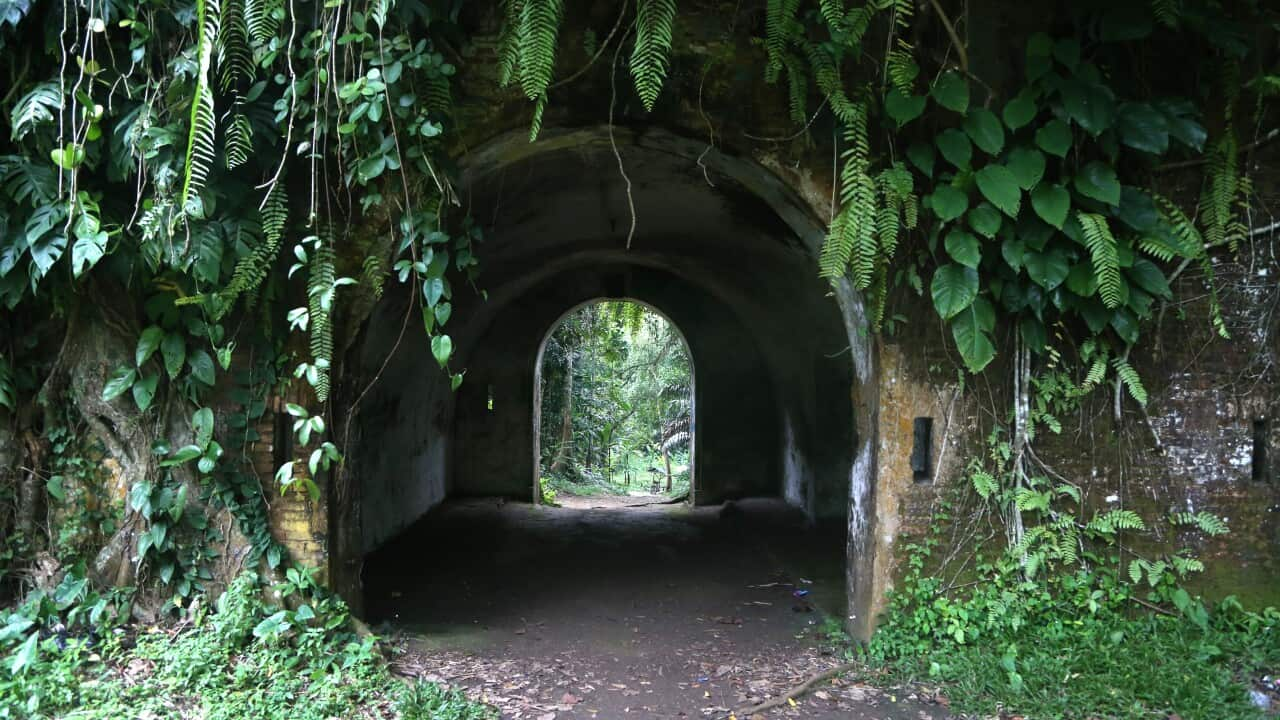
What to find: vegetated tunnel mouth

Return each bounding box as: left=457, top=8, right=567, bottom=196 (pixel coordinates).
left=345, top=127, right=881, bottom=642
left=535, top=299, right=694, bottom=507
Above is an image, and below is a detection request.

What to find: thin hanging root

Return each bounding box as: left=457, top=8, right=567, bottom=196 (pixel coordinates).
left=723, top=661, right=862, bottom=719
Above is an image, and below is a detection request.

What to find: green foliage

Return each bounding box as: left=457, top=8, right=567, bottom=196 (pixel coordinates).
left=869, top=535, right=1280, bottom=719
left=539, top=302, right=691, bottom=495
left=630, top=0, right=678, bottom=111
left=0, top=572, right=494, bottom=720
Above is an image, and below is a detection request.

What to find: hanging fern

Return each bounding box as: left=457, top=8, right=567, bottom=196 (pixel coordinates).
left=780, top=52, right=808, bottom=125
left=244, top=0, right=281, bottom=46
left=516, top=0, right=564, bottom=102
left=630, top=0, right=677, bottom=111
left=1075, top=212, right=1123, bottom=309
left=211, top=186, right=286, bottom=319
left=307, top=240, right=337, bottom=403
left=764, top=0, right=801, bottom=83
left=497, top=0, right=526, bottom=87
left=217, top=0, right=254, bottom=92
left=180, top=0, right=222, bottom=213
left=361, top=254, right=387, bottom=301
left=1112, top=357, right=1148, bottom=405
left=224, top=113, right=253, bottom=170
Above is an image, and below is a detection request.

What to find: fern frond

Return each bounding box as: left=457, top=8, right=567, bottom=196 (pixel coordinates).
left=1076, top=212, right=1123, bottom=309
left=765, top=0, right=801, bottom=83
left=217, top=0, right=254, bottom=92
left=307, top=240, right=336, bottom=403
left=805, top=43, right=858, bottom=124
left=1200, top=132, right=1239, bottom=252
left=781, top=52, right=808, bottom=125
left=1152, top=194, right=1206, bottom=260
left=181, top=0, right=222, bottom=213
left=213, top=185, right=285, bottom=319
left=516, top=0, right=565, bottom=101
left=423, top=71, right=453, bottom=116
left=244, top=0, right=281, bottom=45
left=497, top=0, right=526, bottom=87
left=1171, top=511, right=1229, bottom=536
left=528, top=93, right=547, bottom=143
left=224, top=112, right=253, bottom=170
left=1112, top=358, right=1147, bottom=405
left=885, top=41, right=917, bottom=93
left=1088, top=509, right=1146, bottom=534
left=630, top=0, right=677, bottom=111
left=362, top=254, right=386, bottom=301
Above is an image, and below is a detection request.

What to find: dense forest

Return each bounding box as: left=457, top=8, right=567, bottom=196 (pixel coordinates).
left=539, top=302, right=692, bottom=500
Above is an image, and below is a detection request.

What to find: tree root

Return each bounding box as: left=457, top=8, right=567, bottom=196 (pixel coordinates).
left=724, top=661, right=861, bottom=719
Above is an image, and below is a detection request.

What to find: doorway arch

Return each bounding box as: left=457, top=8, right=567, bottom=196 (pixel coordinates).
left=531, top=298, right=698, bottom=505
left=343, top=125, right=881, bottom=637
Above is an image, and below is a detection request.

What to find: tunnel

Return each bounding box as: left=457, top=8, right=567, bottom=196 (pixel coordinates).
left=343, top=126, right=881, bottom=637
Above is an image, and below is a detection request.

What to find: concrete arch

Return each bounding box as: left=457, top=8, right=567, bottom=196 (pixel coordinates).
left=530, top=298, right=697, bottom=503
left=345, top=125, right=880, bottom=637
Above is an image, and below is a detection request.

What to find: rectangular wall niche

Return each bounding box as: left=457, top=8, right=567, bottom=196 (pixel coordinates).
left=1254, top=418, right=1270, bottom=483
left=911, top=417, right=933, bottom=483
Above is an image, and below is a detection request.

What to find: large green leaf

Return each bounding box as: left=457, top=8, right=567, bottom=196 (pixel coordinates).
left=975, top=165, right=1021, bottom=217
left=431, top=334, right=453, bottom=367
left=931, top=70, right=969, bottom=113
left=1127, top=259, right=1172, bottom=299
left=72, top=230, right=107, bottom=278
left=1024, top=249, right=1070, bottom=290
left=1030, top=183, right=1070, bottom=229
left=1065, top=262, right=1099, bottom=297
left=951, top=297, right=997, bottom=372
left=102, top=367, right=137, bottom=402
left=1002, top=91, right=1038, bottom=130
left=189, top=349, right=216, bottom=386
left=133, top=373, right=159, bottom=412
left=935, top=128, right=972, bottom=169
left=931, top=263, right=979, bottom=319
left=907, top=142, right=935, bottom=177
left=1035, top=119, right=1073, bottom=157
left=1005, top=147, right=1045, bottom=190
left=1074, top=161, right=1122, bottom=206
left=1115, top=187, right=1159, bottom=232
left=967, top=203, right=1003, bottom=239
left=945, top=229, right=982, bottom=268
left=885, top=89, right=926, bottom=126
left=136, top=326, right=164, bottom=367
left=161, top=333, right=186, bottom=379
left=929, top=185, right=970, bottom=222
left=1117, top=102, right=1169, bottom=154
left=1060, top=78, right=1115, bottom=135
left=963, top=108, right=1005, bottom=156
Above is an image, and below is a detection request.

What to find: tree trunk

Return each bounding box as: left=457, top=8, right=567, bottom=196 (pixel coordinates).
left=663, top=449, right=673, bottom=492
left=549, top=346, right=574, bottom=474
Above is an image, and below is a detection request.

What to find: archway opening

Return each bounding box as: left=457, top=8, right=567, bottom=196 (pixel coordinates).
left=534, top=300, right=695, bottom=507
left=349, top=128, right=880, bottom=659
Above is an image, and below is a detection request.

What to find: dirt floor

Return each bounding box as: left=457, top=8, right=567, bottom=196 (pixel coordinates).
left=363, top=498, right=951, bottom=719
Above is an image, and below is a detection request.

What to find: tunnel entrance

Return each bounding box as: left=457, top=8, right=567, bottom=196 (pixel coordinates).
left=343, top=126, right=881, bottom=642
left=534, top=300, right=695, bottom=507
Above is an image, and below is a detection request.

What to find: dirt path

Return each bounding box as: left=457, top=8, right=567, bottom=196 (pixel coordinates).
left=365, top=499, right=949, bottom=719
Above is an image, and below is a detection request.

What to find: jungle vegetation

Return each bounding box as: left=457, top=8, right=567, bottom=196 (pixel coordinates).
left=538, top=301, right=692, bottom=501
left=0, top=0, right=1277, bottom=717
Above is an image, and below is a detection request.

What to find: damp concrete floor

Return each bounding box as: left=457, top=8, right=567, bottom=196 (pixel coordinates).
left=363, top=498, right=948, bottom=719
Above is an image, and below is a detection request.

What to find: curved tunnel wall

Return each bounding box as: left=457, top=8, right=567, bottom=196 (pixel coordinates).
left=345, top=126, right=879, bottom=634
left=453, top=264, right=779, bottom=503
